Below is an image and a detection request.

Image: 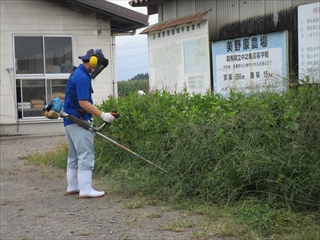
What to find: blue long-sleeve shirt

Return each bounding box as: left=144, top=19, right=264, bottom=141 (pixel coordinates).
left=63, top=64, right=93, bottom=126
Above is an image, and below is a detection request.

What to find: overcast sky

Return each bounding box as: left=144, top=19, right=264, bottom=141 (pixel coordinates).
left=108, top=0, right=158, bottom=81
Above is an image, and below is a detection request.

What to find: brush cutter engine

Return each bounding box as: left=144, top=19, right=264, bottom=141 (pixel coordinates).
left=43, top=97, right=64, bottom=119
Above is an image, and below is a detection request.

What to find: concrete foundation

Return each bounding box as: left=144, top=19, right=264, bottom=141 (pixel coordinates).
left=0, top=120, right=65, bottom=137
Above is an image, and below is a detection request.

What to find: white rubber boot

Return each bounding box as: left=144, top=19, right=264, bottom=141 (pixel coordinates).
left=66, top=168, right=79, bottom=194
left=78, top=170, right=105, bottom=198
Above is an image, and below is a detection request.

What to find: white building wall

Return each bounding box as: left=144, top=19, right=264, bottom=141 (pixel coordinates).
left=0, top=0, right=113, bottom=135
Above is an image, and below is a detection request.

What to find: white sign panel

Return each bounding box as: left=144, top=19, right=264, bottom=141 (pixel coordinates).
left=298, top=2, right=320, bottom=82
left=212, top=31, right=288, bottom=96
left=147, top=20, right=211, bottom=94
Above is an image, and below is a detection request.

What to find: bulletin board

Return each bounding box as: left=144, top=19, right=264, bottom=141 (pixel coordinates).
left=298, top=2, right=320, bottom=82
left=147, top=20, right=211, bottom=94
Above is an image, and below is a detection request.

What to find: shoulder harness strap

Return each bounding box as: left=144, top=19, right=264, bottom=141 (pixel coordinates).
left=68, top=66, right=85, bottom=119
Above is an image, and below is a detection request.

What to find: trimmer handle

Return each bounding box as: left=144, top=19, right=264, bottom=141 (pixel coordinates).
left=110, top=110, right=120, bottom=119
left=61, top=112, right=107, bottom=132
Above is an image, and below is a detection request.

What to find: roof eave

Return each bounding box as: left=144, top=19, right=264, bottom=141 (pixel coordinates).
left=140, top=9, right=211, bottom=34
left=65, top=0, right=149, bottom=32
left=129, top=0, right=172, bottom=7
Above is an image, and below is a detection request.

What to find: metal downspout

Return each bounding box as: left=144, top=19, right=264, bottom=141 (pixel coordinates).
left=111, top=30, right=136, bottom=98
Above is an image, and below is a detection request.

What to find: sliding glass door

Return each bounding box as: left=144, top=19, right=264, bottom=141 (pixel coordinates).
left=14, top=35, right=73, bottom=119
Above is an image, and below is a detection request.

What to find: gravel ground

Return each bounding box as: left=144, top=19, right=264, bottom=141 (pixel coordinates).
left=0, top=135, right=226, bottom=240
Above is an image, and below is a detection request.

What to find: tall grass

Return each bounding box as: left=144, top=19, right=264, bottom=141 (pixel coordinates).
left=27, top=82, right=320, bottom=238
left=96, top=84, right=320, bottom=211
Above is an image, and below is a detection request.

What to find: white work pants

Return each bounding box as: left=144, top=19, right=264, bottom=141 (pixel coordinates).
left=65, top=123, right=95, bottom=171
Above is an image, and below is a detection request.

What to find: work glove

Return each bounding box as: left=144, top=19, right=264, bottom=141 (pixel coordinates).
left=100, top=112, right=115, bottom=123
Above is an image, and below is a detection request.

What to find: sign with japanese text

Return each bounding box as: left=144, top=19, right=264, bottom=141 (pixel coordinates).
left=147, top=20, right=211, bottom=94
left=212, top=31, right=288, bottom=96
left=298, top=2, right=320, bottom=82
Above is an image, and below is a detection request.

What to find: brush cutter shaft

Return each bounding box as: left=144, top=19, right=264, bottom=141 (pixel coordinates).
left=95, top=132, right=168, bottom=173
left=67, top=114, right=91, bottom=130
left=61, top=112, right=106, bottom=132
left=61, top=112, right=167, bottom=173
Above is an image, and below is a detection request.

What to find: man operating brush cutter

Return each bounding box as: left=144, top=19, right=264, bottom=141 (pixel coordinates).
left=44, top=49, right=120, bottom=198
left=63, top=49, right=120, bottom=198
left=44, top=49, right=167, bottom=197
left=44, top=97, right=168, bottom=177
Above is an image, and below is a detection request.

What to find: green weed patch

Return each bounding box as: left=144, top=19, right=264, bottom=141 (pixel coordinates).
left=96, top=86, right=320, bottom=212
left=27, top=83, right=320, bottom=239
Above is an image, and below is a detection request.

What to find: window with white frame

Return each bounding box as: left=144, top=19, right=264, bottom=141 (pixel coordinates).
left=14, top=35, right=73, bottom=119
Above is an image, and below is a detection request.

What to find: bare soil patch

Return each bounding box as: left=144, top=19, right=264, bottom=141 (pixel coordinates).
left=0, top=135, right=225, bottom=240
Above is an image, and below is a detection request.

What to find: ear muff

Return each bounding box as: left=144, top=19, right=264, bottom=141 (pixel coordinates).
left=89, top=49, right=99, bottom=67
left=89, top=55, right=98, bottom=67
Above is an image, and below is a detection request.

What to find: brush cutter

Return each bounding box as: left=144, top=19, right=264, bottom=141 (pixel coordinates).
left=43, top=98, right=168, bottom=174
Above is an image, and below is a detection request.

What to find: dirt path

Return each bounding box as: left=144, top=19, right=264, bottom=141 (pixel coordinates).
left=0, top=135, right=224, bottom=240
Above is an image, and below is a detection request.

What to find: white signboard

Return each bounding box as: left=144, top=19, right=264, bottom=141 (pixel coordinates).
left=147, top=20, right=211, bottom=94
left=298, top=2, right=320, bottom=82
left=212, top=31, right=288, bottom=96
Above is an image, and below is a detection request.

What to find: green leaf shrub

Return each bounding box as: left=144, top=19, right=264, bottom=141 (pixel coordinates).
left=94, top=85, right=320, bottom=211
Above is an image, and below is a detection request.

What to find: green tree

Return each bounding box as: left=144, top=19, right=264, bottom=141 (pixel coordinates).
left=130, top=73, right=149, bottom=80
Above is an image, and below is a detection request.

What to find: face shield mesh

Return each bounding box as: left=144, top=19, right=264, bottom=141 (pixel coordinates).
left=91, top=51, right=109, bottom=79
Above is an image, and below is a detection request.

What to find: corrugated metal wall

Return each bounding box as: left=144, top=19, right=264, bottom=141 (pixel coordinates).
left=195, top=0, right=216, bottom=39
left=159, top=0, right=319, bottom=41
left=159, top=1, right=176, bottom=21
left=158, top=0, right=319, bottom=81
left=177, top=0, right=195, bottom=16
